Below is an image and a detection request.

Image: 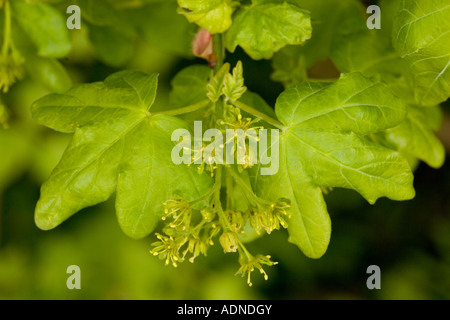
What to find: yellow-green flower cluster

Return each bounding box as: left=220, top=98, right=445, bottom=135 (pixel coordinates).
left=151, top=193, right=289, bottom=285
left=0, top=48, right=24, bottom=94
left=236, top=253, right=278, bottom=287
left=151, top=233, right=183, bottom=267
left=188, top=136, right=219, bottom=177
left=0, top=1, right=25, bottom=93
left=162, top=196, right=192, bottom=231
left=150, top=61, right=290, bottom=286
left=151, top=196, right=221, bottom=266
left=221, top=108, right=263, bottom=172
left=249, top=198, right=291, bottom=234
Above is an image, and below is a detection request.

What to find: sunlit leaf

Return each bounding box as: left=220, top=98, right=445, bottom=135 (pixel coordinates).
left=177, top=0, right=235, bottom=34
left=226, top=0, right=312, bottom=60
left=12, top=0, right=71, bottom=58
left=251, top=73, right=415, bottom=258
left=32, top=71, right=213, bottom=238
left=393, top=0, right=450, bottom=106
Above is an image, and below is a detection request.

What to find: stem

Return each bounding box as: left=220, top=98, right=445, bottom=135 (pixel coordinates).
left=213, top=166, right=232, bottom=232
left=212, top=34, right=224, bottom=73
left=191, top=219, right=207, bottom=234
left=211, top=34, right=225, bottom=121
left=238, top=240, right=253, bottom=261
left=216, top=97, right=224, bottom=128
left=226, top=170, right=233, bottom=210
left=157, top=100, right=210, bottom=117
left=233, top=101, right=285, bottom=130
left=226, top=166, right=272, bottom=207
left=2, top=0, right=11, bottom=57
left=189, top=188, right=214, bottom=206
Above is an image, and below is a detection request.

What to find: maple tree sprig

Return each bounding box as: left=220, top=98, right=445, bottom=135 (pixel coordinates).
left=149, top=59, right=294, bottom=284
left=152, top=153, right=284, bottom=285
left=30, top=0, right=449, bottom=287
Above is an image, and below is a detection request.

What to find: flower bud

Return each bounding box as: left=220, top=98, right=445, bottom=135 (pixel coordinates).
left=219, top=232, right=239, bottom=253
left=192, top=28, right=213, bottom=60
left=201, top=207, right=216, bottom=222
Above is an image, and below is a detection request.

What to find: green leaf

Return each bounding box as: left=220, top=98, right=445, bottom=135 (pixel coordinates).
left=329, top=2, right=445, bottom=169
left=277, top=73, right=415, bottom=203
left=393, top=0, right=450, bottom=106
left=31, top=71, right=213, bottom=238
left=24, top=56, right=71, bottom=94
left=378, top=0, right=402, bottom=40
left=207, top=63, right=230, bottom=103
left=87, top=22, right=136, bottom=67
left=75, top=0, right=119, bottom=26
left=170, top=65, right=211, bottom=109
left=166, top=65, right=213, bottom=124
left=294, top=0, right=362, bottom=67
left=223, top=61, right=247, bottom=102
left=271, top=0, right=361, bottom=85
left=122, top=1, right=196, bottom=56
left=331, top=10, right=400, bottom=77
left=11, top=0, right=71, bottom=58
left=239, top=91, right=275, bottom=119
left=115, top=115, right=212, bottom=238
left=329, top=2, right=415, bottom=103
left=379, top=105, right=445, bottom=169
left=72, top=0, right=137, bottom=66
left=252, top=73, right=415, bottom=257
left=251, top=138, right=331, bottom=259
left=177, top=0, right=235, bottom=34
left=276, top=75, right=407, bottom=134
left=271, top=47, right=308, bottom=87
left=226, top=1, right=312, bottom=60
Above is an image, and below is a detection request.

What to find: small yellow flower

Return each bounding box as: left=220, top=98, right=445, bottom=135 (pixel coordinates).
left=150, top=233, right=185, bottom=267
left=0, top=53, right=24, bottom=93
left=221, top=111, right=263, bottom=132
left=236, top=254, right=278, bottom=287
left=163, top=196, right=192, bottom=231
left=249, top=199, right=291, bottom=234
left=205, top=222, right=221, bottom=245
left=189, top=137, right=217, bottom=177
left=201, top=207, right=216, bottom=222
left=183, top=236, right=209, bottom=263
left=224, top=209, right=245, bottom=233
left=267, top=198, right=291, bottom=230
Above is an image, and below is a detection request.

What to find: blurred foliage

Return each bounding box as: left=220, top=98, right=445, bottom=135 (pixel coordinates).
left=0, top=0, right=449, bottom=300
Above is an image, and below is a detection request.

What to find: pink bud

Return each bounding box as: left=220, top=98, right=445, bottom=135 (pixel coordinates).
left=192, top=28, right=213, bottom=59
